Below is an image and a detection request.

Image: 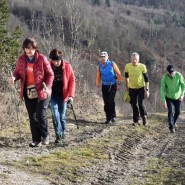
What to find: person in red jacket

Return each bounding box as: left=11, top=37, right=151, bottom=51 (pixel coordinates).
left=49, top=49, right=75, bottom=143
left=11, top=38, right=54, bottom=147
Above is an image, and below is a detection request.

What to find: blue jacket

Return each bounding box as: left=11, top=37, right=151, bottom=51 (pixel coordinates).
left=99, top=60, right=116, bottom=85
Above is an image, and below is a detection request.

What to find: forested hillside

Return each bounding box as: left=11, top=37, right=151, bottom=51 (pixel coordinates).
left=1, top=1, right=185, bottom=184
left=4, top=0, right=185, bottom=113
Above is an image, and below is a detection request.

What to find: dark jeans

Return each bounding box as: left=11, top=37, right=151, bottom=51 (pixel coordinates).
left=129, top=87, right=147, bottom=123
left=102, top=84, right=117, bottom=121
left=24, top=94, right=50, bottom=142
left=166, top=97, right=182, bottom=130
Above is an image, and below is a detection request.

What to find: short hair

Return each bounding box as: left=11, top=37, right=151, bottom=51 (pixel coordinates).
left=131, top=52, right=140, bottom=59
left=49, top=49, right=63, bottom=60
left=22, top=38, right=38, bottom=50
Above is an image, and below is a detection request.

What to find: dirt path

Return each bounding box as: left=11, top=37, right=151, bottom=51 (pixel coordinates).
left=0, top=113, right=185, bottom=185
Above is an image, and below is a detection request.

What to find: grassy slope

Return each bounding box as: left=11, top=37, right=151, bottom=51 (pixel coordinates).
left=10, top=112, right=185, bottom=184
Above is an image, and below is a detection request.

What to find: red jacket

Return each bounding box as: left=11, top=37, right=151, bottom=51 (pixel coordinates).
left=51, top=60, right=75, bottom=102
left=13, top=52, right=54, bottom=100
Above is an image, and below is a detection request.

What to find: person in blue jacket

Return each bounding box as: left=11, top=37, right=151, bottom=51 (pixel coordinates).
left=96, top=51, right=122, bottom=124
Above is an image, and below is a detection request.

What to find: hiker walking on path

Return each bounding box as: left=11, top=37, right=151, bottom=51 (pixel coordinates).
left=49, top=49, right=75, bottom=143
left=10, top=38, right=54, bottom=147
left=124, top=52, right=149, bottom=126
left=160, top=65, right=185, bottom=133
left=96, top=51, right=122, bottom=124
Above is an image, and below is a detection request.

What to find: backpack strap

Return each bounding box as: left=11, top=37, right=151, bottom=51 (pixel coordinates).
left=111, top=61, right=115, bottom=71
left=98, top=61, right=116, bottom=77
left=111, top=61, right=117, bottom=78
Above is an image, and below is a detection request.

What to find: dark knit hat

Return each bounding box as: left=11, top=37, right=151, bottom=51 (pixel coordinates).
left=166, top=65, right=174, bottom=74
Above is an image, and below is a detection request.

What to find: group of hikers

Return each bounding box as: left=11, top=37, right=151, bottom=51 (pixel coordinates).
left=96, top=51, right=185, bottom=134
left=9, top=37, right=185, bottom=147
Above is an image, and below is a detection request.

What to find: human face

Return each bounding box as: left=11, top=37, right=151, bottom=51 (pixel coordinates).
left=24, top=45, right=36, bottom=59
left=168, top=71, right=175, bottom=78
left=131, top=56, right=139, bottom=66
left=100, top=55, right=108, bottom=63
left=52, top=60, right=62, bottom=67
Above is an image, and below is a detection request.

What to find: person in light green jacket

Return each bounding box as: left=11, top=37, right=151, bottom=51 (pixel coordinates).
left=160, top=65, right=185, bottom=133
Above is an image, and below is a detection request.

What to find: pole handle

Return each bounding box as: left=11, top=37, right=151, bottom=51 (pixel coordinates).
left=42, top=82, right=47, bottom=89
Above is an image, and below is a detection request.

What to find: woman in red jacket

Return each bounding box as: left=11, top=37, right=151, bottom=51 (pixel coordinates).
left=49, top=49, right=75, bottom=144
left=11, top=38, right=54, bottom=147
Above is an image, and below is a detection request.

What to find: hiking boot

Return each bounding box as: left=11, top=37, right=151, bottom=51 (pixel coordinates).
left=133, top=122, right=139, bottom=126
left=170, top=128, right=176, bottom=133
left=42, top=135, right=50, bottom=145
left=111, top=117, right=116, bottom=123
left=174, top=123, right=178, bottom=129
left=55, top=134, right=64, bottom=144
left=142, top=116, right=148, bottom=126
left=55, top=139, right=62, bottom=144
left=104, top=119, right=111, bottom=124
left=29, top=142, right=42, bottom=147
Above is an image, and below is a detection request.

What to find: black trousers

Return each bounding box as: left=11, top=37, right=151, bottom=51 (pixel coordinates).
left=129, top=87, right=147, bottom=123
left=102, top=84, right=117, bottom=121
left=24, top=93, right=50, bottom=142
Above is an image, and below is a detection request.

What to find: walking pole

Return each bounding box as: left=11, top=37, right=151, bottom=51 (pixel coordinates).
left=9, top=71, right=22, bottom=144
left=67, top=100, right=79, bottom=129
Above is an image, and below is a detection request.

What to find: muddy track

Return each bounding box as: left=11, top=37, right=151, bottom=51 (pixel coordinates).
left=94, top=134, right=145, bottom=185
left=1, top=114, right=185, bottom=185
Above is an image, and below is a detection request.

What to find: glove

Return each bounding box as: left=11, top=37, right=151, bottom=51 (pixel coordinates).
left=67, top=97, right=73, bottom=105
left=117, top=84, right=121, bottom=91
left=96, top=85, right=100, bottom=95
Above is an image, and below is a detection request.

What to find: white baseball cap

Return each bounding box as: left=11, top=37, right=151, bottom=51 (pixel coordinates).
left=100, top=51, right=108, bottom=57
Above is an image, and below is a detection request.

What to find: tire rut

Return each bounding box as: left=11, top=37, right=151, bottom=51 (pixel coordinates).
left=1, top=114, right=180, bottom=185
left=92, top=133, right=145, bottom=185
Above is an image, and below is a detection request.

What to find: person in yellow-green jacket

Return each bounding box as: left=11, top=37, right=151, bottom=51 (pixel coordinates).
left=124, top=52, right=149, bottom=126
left=160, top=65, right=185, bottom=133
left=96, top=51, right=122, bottom=124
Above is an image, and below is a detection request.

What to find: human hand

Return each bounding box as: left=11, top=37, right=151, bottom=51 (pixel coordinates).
left=125, top=86, right=129, bottom=92
left=145, top=90, right=150, bottom=99
left=117, top=83, right=121, bottom=91
left=42, top=82, right=51, bottom=97
left=44, top=87, right=51, bottom=96
left=67, top=97, right=73, bottom=105
left=96, top=85, right=100, bottom=95
left=8, top=75, right=15, bottom=86
left=179, top=96, right=184, bottom=101
left=164, top=102, right=167, bottom=109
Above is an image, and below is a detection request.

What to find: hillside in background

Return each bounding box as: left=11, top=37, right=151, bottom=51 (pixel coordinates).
left=1, top=1, right=185, bottom=184
left=7, top=0, right=185, bottom=112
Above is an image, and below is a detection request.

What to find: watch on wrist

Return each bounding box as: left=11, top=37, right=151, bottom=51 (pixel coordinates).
left=146, top=88, right=149, bottom=91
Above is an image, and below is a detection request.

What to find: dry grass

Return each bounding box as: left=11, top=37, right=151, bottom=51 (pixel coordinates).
left=12, top=113, right=166, bottom=184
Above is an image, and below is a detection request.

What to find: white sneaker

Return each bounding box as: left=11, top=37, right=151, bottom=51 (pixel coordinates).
left=42, top=135, right=50, bottom=145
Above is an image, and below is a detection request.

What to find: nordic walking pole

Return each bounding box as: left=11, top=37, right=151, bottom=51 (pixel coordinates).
left=67, top=100, right=79, bottom=129
left=10, top=71, right=22, bottom=144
